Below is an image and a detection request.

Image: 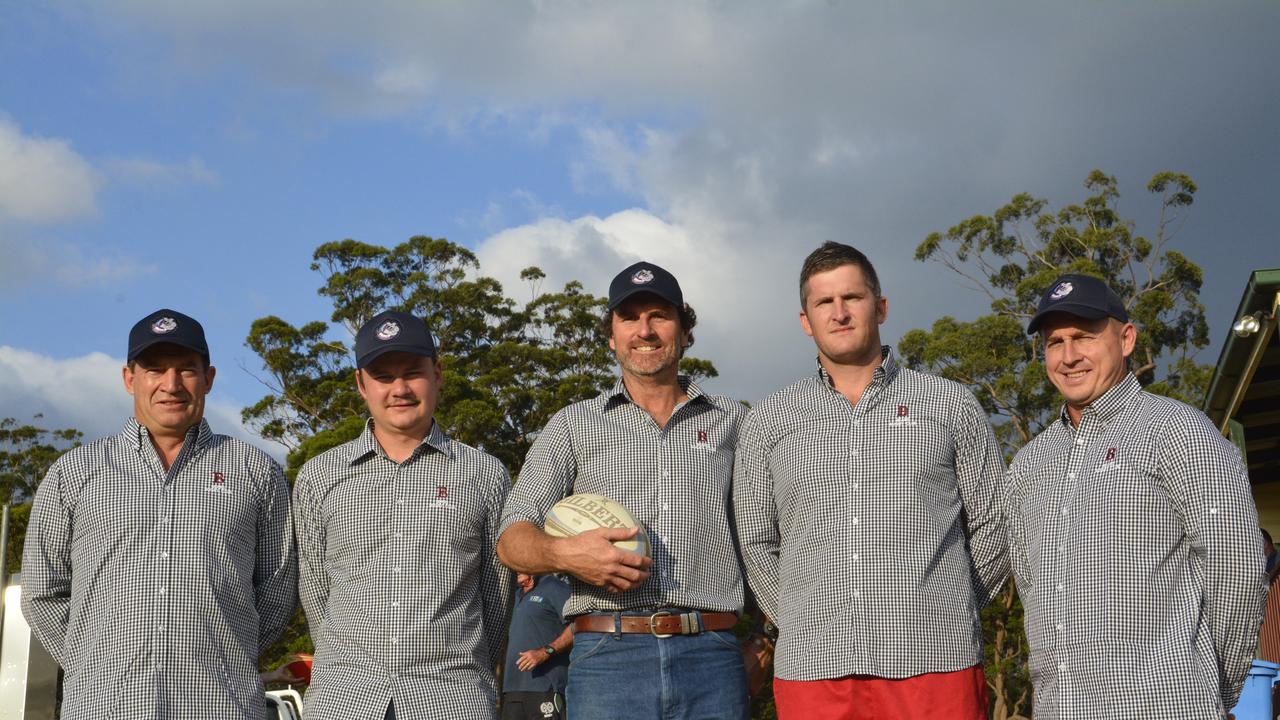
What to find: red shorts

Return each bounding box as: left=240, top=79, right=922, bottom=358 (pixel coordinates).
left=773, top=665, right=988, bottom=720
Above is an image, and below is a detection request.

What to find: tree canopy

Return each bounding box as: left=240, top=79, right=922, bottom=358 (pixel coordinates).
left=243, top=235, right=717, bottom=478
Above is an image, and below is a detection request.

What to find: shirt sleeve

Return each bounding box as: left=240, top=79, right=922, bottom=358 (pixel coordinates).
left=20, top=460, right=73, bottom=667
left=732, top=407, right=782, bottom=624
left=1159, top=408, right=1265, bottom=709
left=500, top=410, right=577, bottom=534
left=293, top=463, right=331, bottom=645
left=481, top=461, right=515, bottom=668
left=252, top=454, right=298, bottom=655
left=952, top=390, right=1010, bottom=606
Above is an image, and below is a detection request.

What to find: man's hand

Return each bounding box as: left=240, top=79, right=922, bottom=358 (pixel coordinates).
left=516, top=648, right=550, bottom=672
left=554, top=527, right=652, bottom=593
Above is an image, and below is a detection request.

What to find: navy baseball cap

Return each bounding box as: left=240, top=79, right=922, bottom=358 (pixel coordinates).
left=354, top=310, right=437, bottom=368
left=608, top=261, right=683, bottom=310
left=127, top=309, right=210, bottom=363
left=1027, top=274, right=1129, bottom=334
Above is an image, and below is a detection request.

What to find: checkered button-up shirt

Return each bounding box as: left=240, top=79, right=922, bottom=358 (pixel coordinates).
left=294, top=420, right=513, bottom=720
left=21, top=418, right=296, bottom=720
left=501, top=377, right=747, bottom=618
left=1004, top=373, right=1265, bottom=719
left=734, top=349, right=1008, bottom=681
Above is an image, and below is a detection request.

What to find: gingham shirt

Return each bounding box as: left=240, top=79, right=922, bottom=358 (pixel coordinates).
left=1004, top=373, right=1265, bottom=719
left=21, top=418, right=296, bottom=720
left=294, top=420, right=513, bottom=720
left=501, top=377, right=747, bottom=618
left=734, top=348, right=1008, bottom=681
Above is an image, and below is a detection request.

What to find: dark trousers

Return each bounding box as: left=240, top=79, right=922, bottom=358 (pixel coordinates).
left=502, top=691, right=564, bottom=720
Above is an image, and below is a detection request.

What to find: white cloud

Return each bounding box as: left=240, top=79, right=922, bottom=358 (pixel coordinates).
left=0, top=114, right=99, bottom=223
left=0, top=236, right=154, bottom=290
left=0, top=346, right=281, bottom=460
left=476, top=208, right=816, bottom=402
left=103, top=155, right=219, bottom=188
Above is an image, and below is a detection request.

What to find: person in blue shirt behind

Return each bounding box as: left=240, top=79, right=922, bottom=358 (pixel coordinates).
left=503, top=574, right=573, bottom=720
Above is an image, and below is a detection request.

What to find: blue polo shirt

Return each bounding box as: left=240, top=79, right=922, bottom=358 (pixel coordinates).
left=503, top=575, right=571, bottom=693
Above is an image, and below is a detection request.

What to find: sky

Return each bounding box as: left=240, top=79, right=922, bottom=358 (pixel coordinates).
left=1, top=1, right=1278, bottom=457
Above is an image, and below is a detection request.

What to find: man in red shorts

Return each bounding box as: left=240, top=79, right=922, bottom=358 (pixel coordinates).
left=734, top=242, right=1008, bottom=719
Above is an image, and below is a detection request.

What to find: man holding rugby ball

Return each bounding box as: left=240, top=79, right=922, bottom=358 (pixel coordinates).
left=498, top=261, right=751, bottom=719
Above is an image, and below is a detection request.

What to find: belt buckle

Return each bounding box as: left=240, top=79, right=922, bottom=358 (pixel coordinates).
left=649, top=610, right=674, bottom=638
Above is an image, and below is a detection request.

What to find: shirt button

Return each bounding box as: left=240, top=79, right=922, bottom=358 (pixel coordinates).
left=394, top=566, right=402, bottom=573
left=392, top=601, right=400, bottom=608
left=1210, top=508, right=1218, bottom=515
left=391, top=637, right=399, bottom=645
left=1066, top=473, right=1076, bottom=480
left=662, top=471, right=670, bottom=479
left=396, top=499, right=404, bottom=505
left=1056, top=583, right=1064, bottom=592
left=1059, top=544, right=1066, bottom=553
left=1075, top=438, right=1084, bottom=446
left=851, top=449, right=860, bottom=457
left=162, top=516, right=171, bottom=524
left=1060, top=508, right=1068, bottom=516
left=1058, top=662, right=1067, bottom=671
left=851, top=483, right=860, bottom=491
left=1056, top=623, right=1064, bottom=631
left=852, top=554, right=860, bottom=561
left=160, top=552, right=169, bottom=559
left=851, top=517, right=859, bottom=526
left=157, top=625, right=165, bottom=633
left=662, top=503, right=669, bottom=511
left=394, top=532, right=403, bottom=539
left=852, top=589, right=861, bottom=598
left=158, top=587, right=166, bottom=595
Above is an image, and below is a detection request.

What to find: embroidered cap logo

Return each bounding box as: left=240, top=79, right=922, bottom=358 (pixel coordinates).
left=631, top=269, right=654, bottom=284
left=151, top=317, right=178, bottom=334
left=1049, top=282, right=1074, bottom=301
left=376, top=321, right=401, bottom=341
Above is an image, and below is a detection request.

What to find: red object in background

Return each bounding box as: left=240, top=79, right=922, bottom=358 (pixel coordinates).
left=285, top=658, right=313, bottom=685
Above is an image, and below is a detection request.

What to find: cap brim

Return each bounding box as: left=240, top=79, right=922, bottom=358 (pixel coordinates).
left=607, top=287, right=681, bottom=310
left=356, top=343, right=437, bottom=368
left=1027, top=304, right=1111, bottom=334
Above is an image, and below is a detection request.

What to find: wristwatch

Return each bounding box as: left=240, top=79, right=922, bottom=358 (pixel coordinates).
left=543, top=644, right=556, bottom=656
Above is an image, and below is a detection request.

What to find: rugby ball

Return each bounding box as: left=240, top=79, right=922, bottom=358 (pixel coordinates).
left=543, top=493, right=651, bottom=558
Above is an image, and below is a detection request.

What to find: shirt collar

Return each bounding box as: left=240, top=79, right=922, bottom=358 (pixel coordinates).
left=347, top=417, right=454, bottom=465
left=1057, top=372, right=1141, bottom=427
left=815, top=345, right=897, bottom=389
left=601, top=375, right=707, bottom=412
left=121, top=417, right=213, bottom=453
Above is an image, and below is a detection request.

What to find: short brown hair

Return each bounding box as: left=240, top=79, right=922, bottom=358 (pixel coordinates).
left=799, top=241, right=881, bottom=307
left=597, top=303, right=698, bottom=353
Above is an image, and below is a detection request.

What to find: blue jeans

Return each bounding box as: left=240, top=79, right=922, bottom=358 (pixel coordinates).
left=566, top=614, right=748, bottom=720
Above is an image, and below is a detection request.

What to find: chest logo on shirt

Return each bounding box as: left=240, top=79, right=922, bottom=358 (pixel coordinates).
left=892, top=404, right=917, bottom=426
left=1094, top=447, right=1120, bottom=473
left=431, top=484, right=456, bottom=509
left=692, top=428, right=714, bottom=451
left=529, top=594, right=544, bottom=603
left=204, top=471, right=230, bottom=494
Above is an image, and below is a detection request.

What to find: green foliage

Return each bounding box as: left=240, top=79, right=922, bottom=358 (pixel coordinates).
left=1, top=416, right=82, bottom=574
left=907, top=170, right=1213, bottom=718
left=0, top=416, right=83, bottom=504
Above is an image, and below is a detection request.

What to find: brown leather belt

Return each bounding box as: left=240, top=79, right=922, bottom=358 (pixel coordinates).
left=573, top=610, right=738, bottom=637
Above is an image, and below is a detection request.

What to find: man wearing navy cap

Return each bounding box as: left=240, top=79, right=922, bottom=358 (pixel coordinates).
left=1004, top=274, right=1265, bottom=718
left=293, top=310, right=513, bottom=720
left=497, top=261, right=751, bottom=719
left=22, top=309, right=296, bottom=720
